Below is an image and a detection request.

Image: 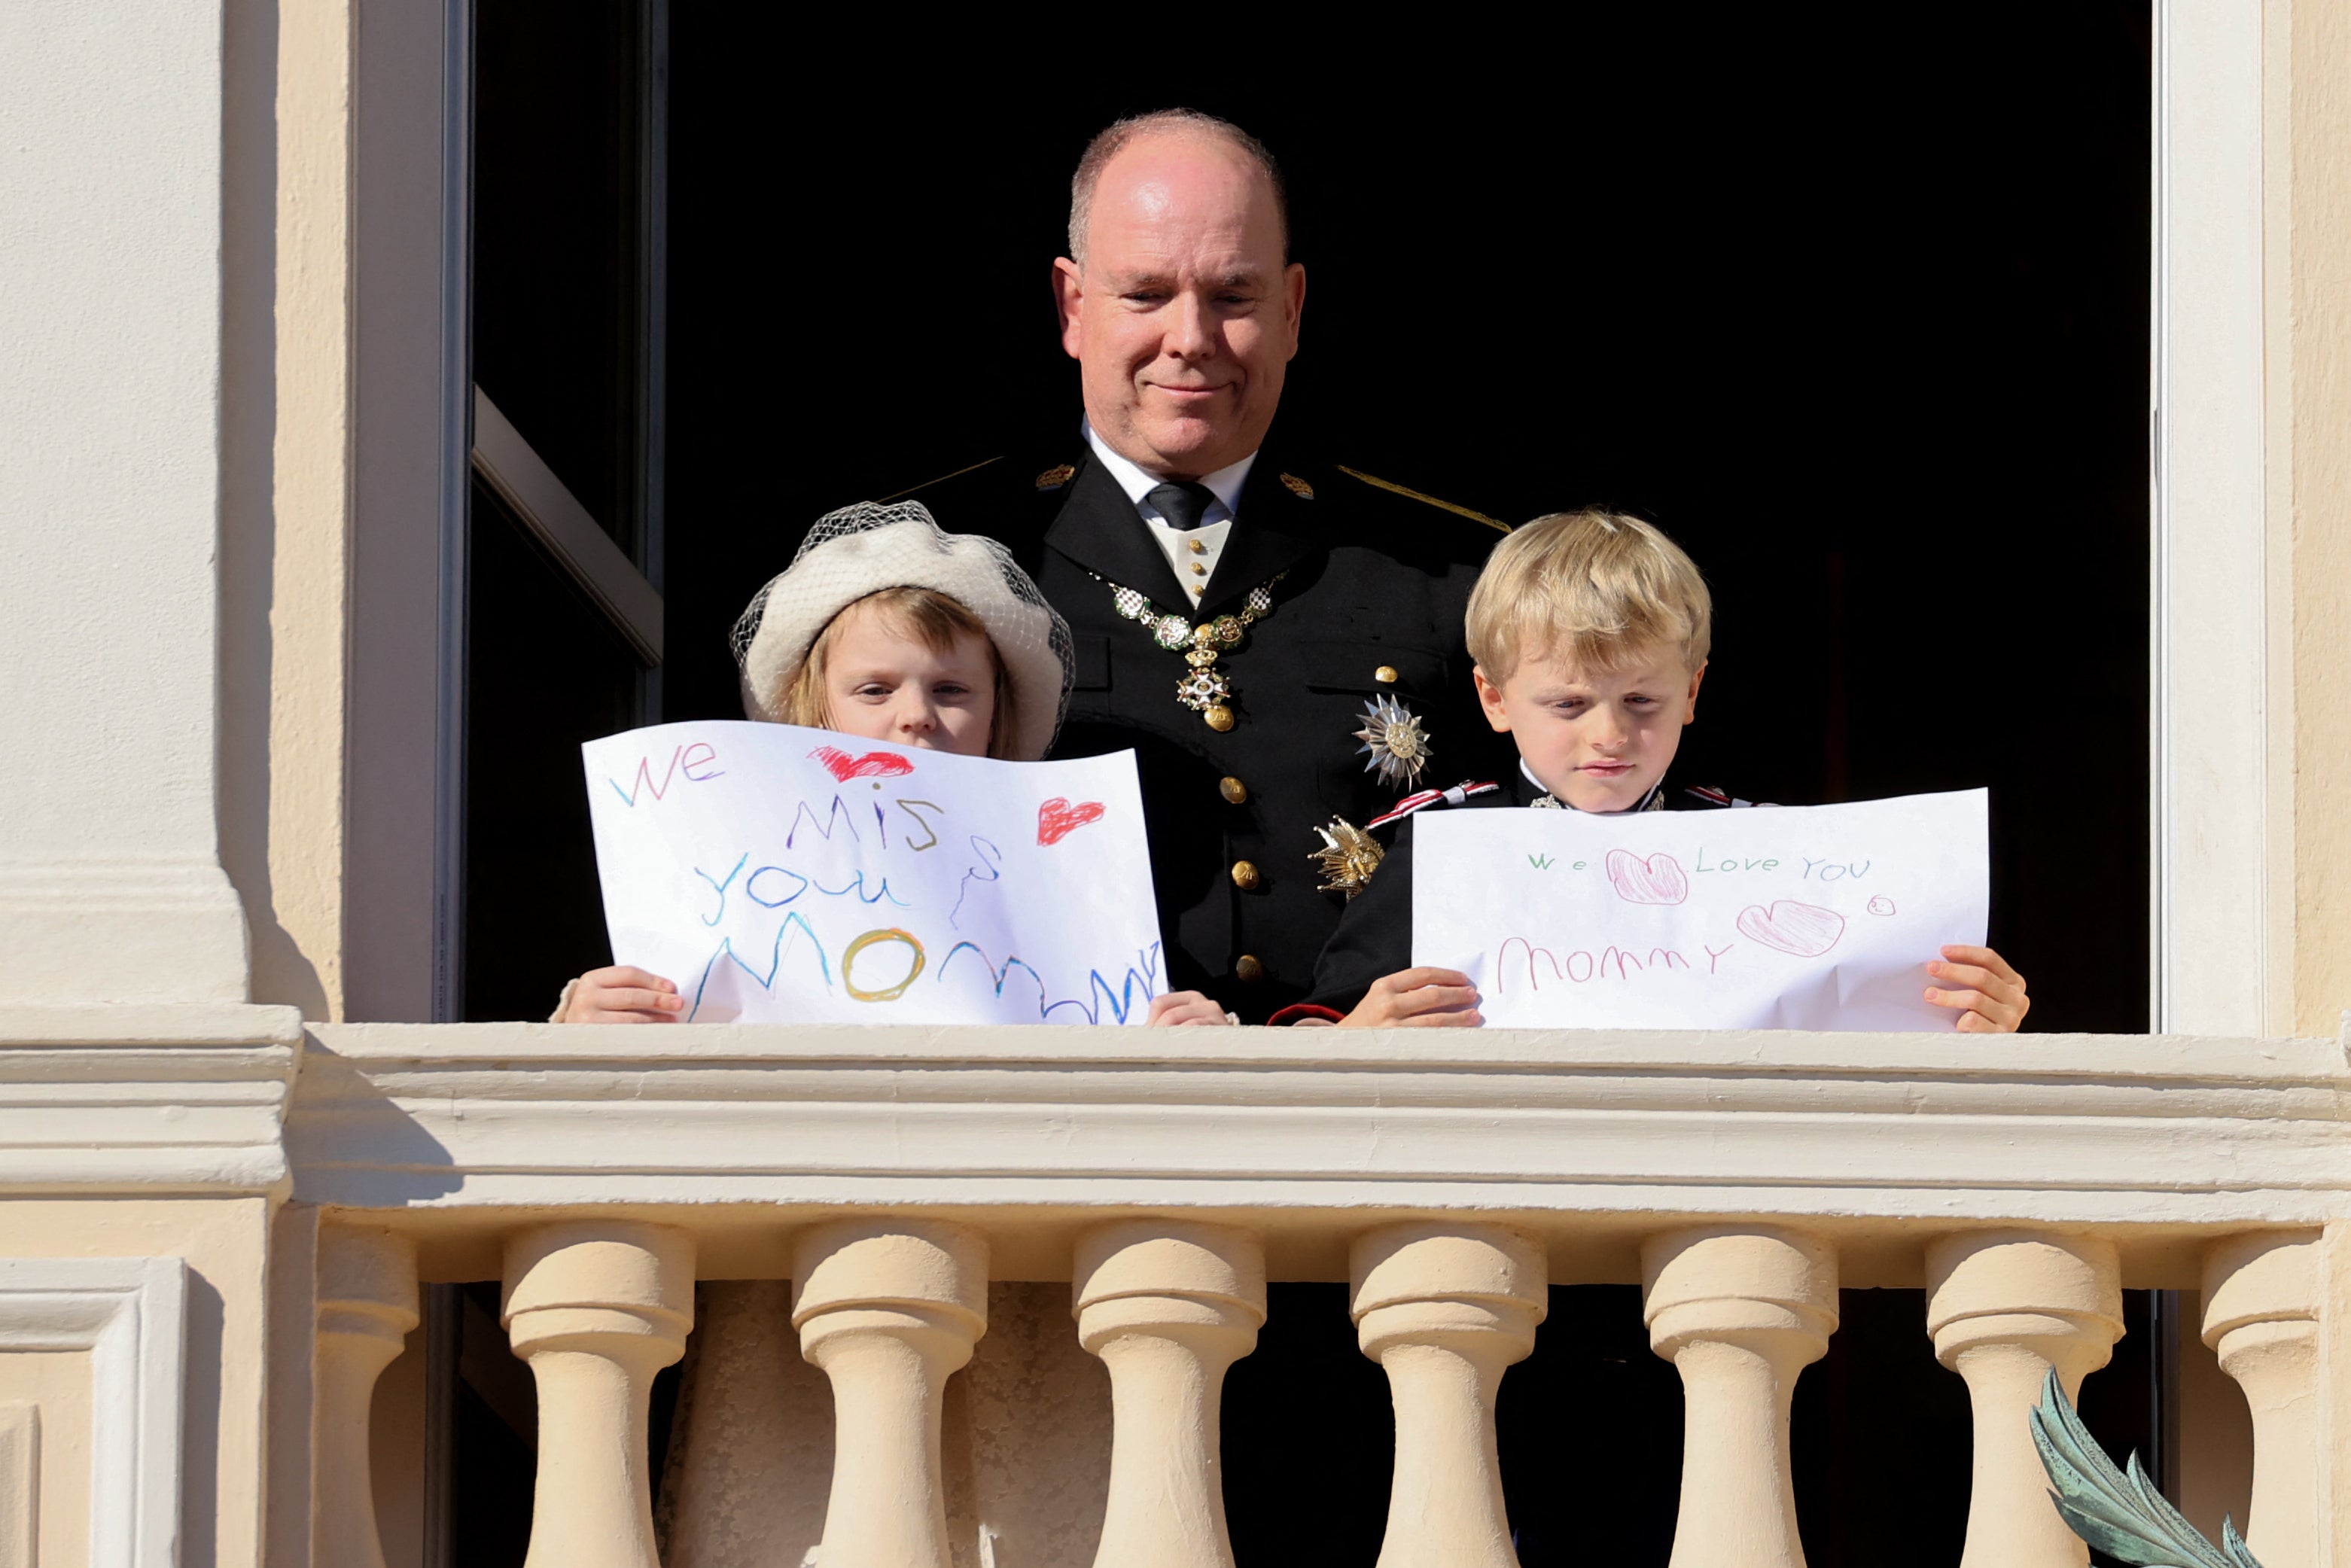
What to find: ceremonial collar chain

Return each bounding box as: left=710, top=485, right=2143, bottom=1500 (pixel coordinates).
left=1094, top=571, right=1285, bottom=732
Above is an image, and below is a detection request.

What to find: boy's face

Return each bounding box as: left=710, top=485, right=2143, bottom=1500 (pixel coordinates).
left=1474, top=641, right=1705, bottom=812
left=821, top=601, right=999, bottom=757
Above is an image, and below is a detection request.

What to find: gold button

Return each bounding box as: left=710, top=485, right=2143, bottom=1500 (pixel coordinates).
left=1190, top=562, right=1207, bottom=575
left=1219, top=775, right=1248, bottom=805
left=1190, top=584, right=1205, bottom=597
left=1375, top=664, right=1399, bottom=684
left=1188, top=538, right=1207, bottom=554
left=1204, top=703, right=1235, bottom=729
left=1230, top=859, right=1261, bottom=891
left=1235, top=955, right=1265, bottom=983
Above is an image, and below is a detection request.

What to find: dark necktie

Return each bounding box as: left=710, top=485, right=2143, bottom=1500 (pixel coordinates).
left=1145, top=480, right=1218, bottom=532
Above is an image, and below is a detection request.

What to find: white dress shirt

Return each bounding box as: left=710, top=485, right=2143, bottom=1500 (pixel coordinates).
left=1083, top=419, right=1258, bottom=603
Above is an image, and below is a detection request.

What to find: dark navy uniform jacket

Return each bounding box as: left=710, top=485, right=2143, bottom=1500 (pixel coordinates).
left=900, top=439, right=1514, bottom=1021
left=1292, top=768, right=1743, bottom=1019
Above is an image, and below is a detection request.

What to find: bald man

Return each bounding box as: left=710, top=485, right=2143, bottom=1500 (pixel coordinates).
left=900, top=110, right=1507, bottom=1023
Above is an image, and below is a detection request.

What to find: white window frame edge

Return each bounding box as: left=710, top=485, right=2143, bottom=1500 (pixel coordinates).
left=2153, top=0, right=2272, bottom=1037
left=0, top=1257, right=187, bottom=1568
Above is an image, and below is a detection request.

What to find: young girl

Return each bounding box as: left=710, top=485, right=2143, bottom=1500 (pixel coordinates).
left=556, top=501, right=1231, bottom=1025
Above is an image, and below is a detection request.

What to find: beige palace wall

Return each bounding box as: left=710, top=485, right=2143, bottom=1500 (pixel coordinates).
left=2279, top=0, right=2351, bottom=1039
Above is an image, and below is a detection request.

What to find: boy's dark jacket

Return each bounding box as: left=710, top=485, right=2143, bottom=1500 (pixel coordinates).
left=1284, top=769, right=1743, bottom=1021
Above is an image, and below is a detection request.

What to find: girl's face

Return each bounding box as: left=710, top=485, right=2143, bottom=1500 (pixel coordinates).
left=819, top=599, right=999, bottom=757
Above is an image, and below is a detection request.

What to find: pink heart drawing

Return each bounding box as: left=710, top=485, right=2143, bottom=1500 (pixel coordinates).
left=1736, top=900, right=1846, bottom=958
left=1037, top=796, right=1106, bottom=846
left=1606, top=848, right=1690, bottom=906
left=809, top=744, right=915, bottom=781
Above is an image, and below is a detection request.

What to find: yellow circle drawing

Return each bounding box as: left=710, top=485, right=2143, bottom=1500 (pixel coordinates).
left=842, top=927, right=927, bottom=1002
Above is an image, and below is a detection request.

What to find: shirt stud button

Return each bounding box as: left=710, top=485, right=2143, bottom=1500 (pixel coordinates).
left=1230, top=860, right=1261, bottom=891
left=1235, top=955, right=1265, bottom=983
left=1188, top=538, right=1207, bottom=554
left=1190, top=562, right=1207, bottom=575
left=1375, top=665, right=1400, bottom=684
left=1219, top=775, right=1248, bottom=805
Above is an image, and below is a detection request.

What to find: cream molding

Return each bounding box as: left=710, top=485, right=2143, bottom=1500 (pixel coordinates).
left=0, top=1257, right=187, bottom=1568
left=0, top=1007, right=301, bottom=1195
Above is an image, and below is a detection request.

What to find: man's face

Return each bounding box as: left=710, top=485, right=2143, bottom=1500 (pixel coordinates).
left=1054, top=134, right=1305, bottom=479
left=1475, top=642, right=1706, bottom=812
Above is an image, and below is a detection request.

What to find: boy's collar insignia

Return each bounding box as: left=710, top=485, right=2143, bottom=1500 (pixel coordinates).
left=1529, top=772, right=1670, bottom=813
left=1354, top=694, right=1433, bottom=788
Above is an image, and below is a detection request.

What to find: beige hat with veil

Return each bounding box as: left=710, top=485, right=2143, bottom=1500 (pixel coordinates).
left=730, top=501, right=1075, bottom=760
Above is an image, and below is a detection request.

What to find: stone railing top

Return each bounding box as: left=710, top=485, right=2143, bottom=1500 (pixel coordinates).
left=303, top=1020, right=2347, bottom=1082
left=285, top=1023, right=2351, bottom=1285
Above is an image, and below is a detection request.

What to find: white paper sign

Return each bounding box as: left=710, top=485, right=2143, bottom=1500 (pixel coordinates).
left=582, top=721, right=1166, bottom=1025
left=1413, top=790, right=1988, bottom=1030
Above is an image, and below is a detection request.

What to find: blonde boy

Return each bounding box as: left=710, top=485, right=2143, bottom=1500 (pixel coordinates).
left=1277, top=510, right=2030, bottom=1031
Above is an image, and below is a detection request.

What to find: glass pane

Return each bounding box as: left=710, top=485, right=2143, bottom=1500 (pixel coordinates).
left=461, top=477, right=640, bottom=1023
left=474, top=0, right=645, bottom=557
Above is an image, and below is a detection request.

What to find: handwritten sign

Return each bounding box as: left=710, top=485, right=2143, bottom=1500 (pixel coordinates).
left=582, top=721, right=1165, bottom=1025
left=1412, top=790, right=1988, bottom=1030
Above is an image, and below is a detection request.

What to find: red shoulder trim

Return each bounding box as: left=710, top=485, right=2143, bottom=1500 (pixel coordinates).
left=1268, top=1003, right=1345, bottom=1026
left=1684, top=786, right=1731, bottom=805
left=1367, top=779, right=1502, bottom=831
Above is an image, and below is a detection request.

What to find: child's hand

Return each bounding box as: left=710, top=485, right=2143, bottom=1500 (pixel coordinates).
left=1926, top=945, right=2030, bottom=1033
left=1338, top=967, right=1482, bottom=1028
left=1147, top=991, right=1233, bottom=1027
left=561, top=966, right=685, bottom=1024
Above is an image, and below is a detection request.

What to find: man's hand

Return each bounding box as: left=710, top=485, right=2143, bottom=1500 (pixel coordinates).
left=1147, top=990, right=1232, bottom=1027
left=1926, top=945, right=2030, bottom=1033
left=1338, top=967, right=1482, bottom=1028
left=561, top=966, right=685, bottom=1024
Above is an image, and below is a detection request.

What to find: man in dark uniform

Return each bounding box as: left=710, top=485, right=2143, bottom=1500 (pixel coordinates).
left=897, top=109, right=1511, bottom=1020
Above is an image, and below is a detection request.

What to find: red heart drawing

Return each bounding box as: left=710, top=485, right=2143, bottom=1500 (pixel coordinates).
left=1037, top=796, right=1106, bottom=846
left=809, top=745, right=915, bottom=781
left=1736, top=900, right=1846, bottom=958
left=1605, top=848, right=1690, bottom=906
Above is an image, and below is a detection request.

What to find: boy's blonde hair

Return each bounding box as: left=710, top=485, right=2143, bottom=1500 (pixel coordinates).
left=779, top=586, right=1021, bottom=759
left=1466, top=510, right=1712, bottom=682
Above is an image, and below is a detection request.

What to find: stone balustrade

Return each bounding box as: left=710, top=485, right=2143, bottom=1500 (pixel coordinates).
left=276, top=1021, right=2351, bottom=1567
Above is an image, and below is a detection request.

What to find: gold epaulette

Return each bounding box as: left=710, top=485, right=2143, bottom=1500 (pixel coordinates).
left=1333, top=464, right=1511, bottom=534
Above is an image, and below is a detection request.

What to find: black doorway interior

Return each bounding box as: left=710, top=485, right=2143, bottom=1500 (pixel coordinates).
left=663, top=7, right=2152, bottom=1034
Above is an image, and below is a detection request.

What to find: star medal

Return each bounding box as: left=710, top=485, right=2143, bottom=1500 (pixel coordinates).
left=1354, top=693, right=1433, bottom=788
left=1098, top=573, right=1284, bottom=732
left=1310, top=817, right=1386, bottom=900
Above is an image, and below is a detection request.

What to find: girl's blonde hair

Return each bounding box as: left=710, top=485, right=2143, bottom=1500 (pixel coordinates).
left=778, top=587, right=1021, bottom=759
left=1466, top=510, right=1713, bottom=682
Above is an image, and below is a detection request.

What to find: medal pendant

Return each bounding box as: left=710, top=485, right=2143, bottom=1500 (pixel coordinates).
left=1177, top=666, right=1232, bottom=713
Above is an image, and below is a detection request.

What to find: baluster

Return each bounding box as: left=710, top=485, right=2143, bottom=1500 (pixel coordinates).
left=315, top=1224, right=419, bottom=1568
left=1351, top=1223, right=1546, bottom=1568
left=2203, top=1230, right=2322, bottom=1568
left=1073, top=1220, right=1265, bottom=1568
left=795, top=1219, right=989, bottom=1568
left=1643, top=1225, right=1838, bottom=1568
left=502, top=1221, right=695, bottom=1568
left=1926, top=1231, right=2123, bottom=1568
